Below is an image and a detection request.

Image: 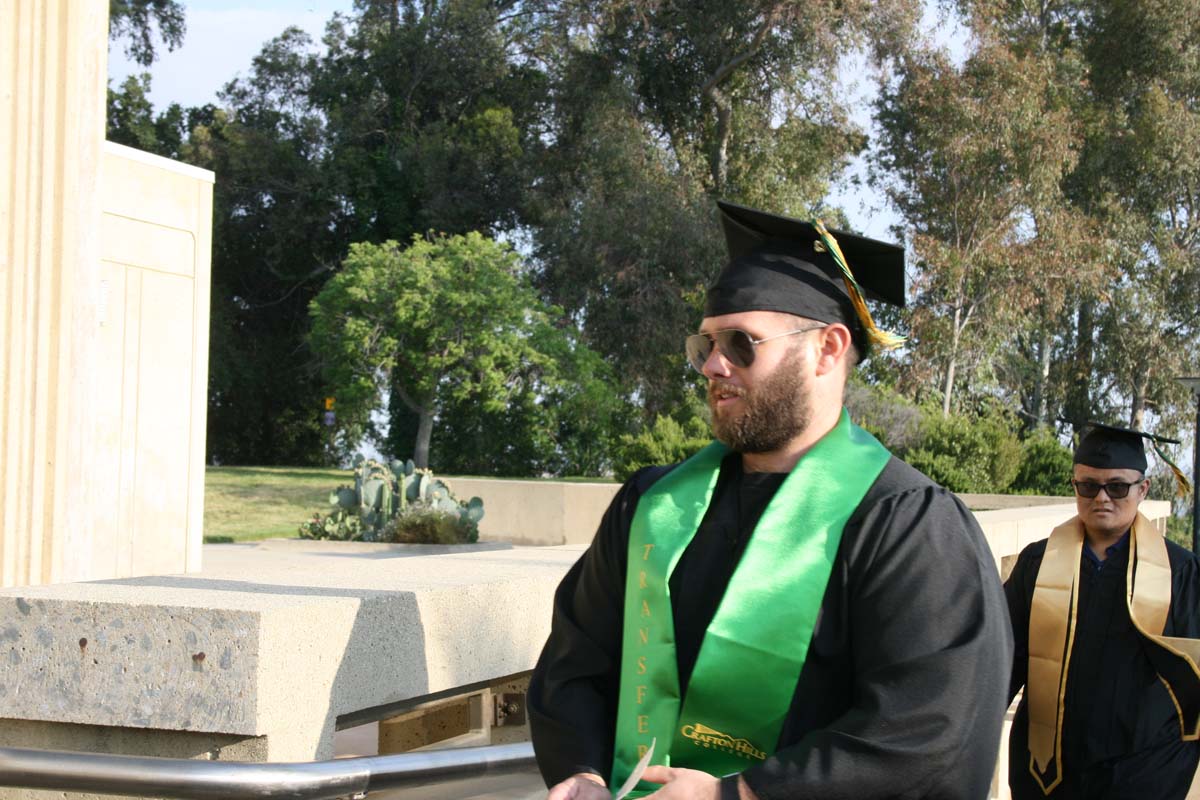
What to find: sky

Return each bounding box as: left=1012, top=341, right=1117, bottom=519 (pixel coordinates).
left=108, top=1, right=972, bottom=241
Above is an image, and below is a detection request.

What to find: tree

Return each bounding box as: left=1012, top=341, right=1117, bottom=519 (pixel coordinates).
left=559, top=0, right=919, bottom=196
left=311, top=0, right=544, bottom=242
left=109, top=0, right=186, bottom=67
left=309, top=233, right=614, bottom=469
left=106, top=72, right=195, bottom=157
left=903, top=405, right=1023, bottom=493
left=1071, top=0, right=1200, bottom=432
left=952, top=0, right=1200, bottom=433
left=530, top=81, right=722, bottom=416
left=874, top=42, right=1094, bottom=415
left=431, top=329, right=632, bottom=476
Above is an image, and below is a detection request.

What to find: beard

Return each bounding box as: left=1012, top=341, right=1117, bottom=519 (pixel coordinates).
left=708, top=345, right=813, bottom=453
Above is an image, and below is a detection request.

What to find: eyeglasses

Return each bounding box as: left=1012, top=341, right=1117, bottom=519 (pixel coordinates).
left=1071, top=479, right=1143, bottom=499
left=685, top=325, right=826, bottom=372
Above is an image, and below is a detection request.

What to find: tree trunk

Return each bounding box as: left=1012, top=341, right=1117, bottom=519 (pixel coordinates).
left=708, top=86, right=732, bottom=193
left=1130, top=371, right=1147, bottom=430
left=1066, top=298, right=1095, bottom=434
left=1032, top=327, right=1052, bottom=427
left=414, top=407, right=434, bottom=468
left=942, top=308, right=963, bottom=417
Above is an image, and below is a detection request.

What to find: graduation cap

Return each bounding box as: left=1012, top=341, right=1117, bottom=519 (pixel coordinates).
left=707, top=201, right=907, bottom=352
left=1075, top=422, right=1192, bottom=497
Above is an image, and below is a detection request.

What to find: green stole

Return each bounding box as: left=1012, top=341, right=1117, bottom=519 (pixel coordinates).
left=610, top=410, right=891, bottom=796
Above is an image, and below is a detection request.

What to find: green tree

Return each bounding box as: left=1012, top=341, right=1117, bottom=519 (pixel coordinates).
left=312, top=0, right=544, bottom=242
left=310, top=233, right=613, bottom=469
left=529, top=0, right=923, bottom=417
left=109, top=0, right=186, bottom=66
left=106, top=73, right=195, bottom=156
left=428, top=326, right=631, bottom=477
left=197, top=28, right=350, bottom=465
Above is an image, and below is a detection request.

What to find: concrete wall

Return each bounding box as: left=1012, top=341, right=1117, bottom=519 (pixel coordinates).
left=94, top=143, right=214, bottom=577
left=452, top=476, right=1174, bottom=562
left=450, top=477, right=619, bottom=546
left=1, top=0, right=212, bottom=587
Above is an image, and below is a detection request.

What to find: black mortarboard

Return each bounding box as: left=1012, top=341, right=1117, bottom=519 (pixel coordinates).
left=1074, top=424, right=1191, bottom=498
left=706, top=201, right=906, bottom=351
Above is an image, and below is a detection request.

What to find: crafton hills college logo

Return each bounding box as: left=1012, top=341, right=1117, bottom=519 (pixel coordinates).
left=679, top=722, right=767, bottom=761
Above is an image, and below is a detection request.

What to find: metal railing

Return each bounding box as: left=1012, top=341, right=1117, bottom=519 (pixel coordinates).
left=0, top=741, right=537, bottom=799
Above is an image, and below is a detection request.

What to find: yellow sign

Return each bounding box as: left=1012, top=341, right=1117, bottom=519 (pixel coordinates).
left=324, top=397, right=335, bottom=411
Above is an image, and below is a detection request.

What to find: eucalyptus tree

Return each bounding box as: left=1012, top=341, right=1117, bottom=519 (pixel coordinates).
left=1073, top=0, right=1200, bottom=432
left=874, top=42, right=1089, bottom=416
left=946, top=0, right=1200, bottom=439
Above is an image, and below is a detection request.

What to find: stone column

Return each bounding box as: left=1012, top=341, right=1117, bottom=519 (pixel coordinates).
left=0, top=0, right=109, bottom=586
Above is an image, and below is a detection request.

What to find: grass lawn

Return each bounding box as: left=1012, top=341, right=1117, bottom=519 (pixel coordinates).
left=204, top=466, right=352, bottom=543
left=203, top=465, right=616, bottom=543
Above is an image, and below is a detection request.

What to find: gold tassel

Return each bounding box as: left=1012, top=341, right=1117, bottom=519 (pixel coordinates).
left=812, top=220, right=906, bottom=350
left=1153, top=443, right=1193, bottom=498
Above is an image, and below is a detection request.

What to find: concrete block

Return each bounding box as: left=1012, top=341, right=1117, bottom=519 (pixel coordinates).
left=0, top=541, right=584, bottom=763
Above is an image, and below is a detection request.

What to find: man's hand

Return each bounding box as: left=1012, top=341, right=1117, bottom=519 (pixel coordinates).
left=641, top=765, right=720, bottom=798
left=641, top=767, right=759, bottom=800
left=547, top=772, right=609, bottom=800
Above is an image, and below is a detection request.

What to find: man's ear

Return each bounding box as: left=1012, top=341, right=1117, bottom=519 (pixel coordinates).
left=814, top=324, right=853, bottom=377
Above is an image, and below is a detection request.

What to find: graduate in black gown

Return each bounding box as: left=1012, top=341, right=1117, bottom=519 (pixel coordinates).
left=529, top=202, right=1014, bottom=800
left=1005, top=423, right=1200, bottom=799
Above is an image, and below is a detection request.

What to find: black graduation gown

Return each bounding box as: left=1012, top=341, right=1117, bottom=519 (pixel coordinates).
left=529, top=453, right=1014, bottom=800
left=1004, top=534, right=1200, bottom=800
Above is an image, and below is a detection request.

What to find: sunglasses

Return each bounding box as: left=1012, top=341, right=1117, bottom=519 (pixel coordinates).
left=1071, top=479, right=1143, bottom=499
left=685, top=325, right=826, bottom=372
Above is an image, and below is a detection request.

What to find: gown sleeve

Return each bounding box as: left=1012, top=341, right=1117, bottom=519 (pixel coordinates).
left=1004, top=544, right=1040, bottom=704
left=735, top=486, right=1015, bottom=800
left=1167, top=541, right=1200, bottom=637
left=528, top=475, right=640, bottom=787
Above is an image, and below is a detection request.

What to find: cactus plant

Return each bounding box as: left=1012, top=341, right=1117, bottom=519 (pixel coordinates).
left=302, top=457, right=484, bottom=543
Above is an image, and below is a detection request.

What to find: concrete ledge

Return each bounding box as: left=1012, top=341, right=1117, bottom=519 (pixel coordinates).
left=975, top=499, right=1171, bottom=575
left=0, top=541, right=584, bottom=761
left=448, top=477, right=618, bottom=545
left=449, top=476, right=1173, bottom=566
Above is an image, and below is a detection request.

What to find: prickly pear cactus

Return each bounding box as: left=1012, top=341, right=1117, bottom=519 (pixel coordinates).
left=305, top=457, right=484, bottom=543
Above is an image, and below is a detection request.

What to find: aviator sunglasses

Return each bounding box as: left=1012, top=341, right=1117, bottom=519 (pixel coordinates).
left=685, top=324, right=826, bottom=372
left=1071, top=478, right=1144, bottom=499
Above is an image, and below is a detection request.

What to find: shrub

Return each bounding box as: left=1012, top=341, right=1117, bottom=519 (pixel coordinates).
left=904, top=409, right=1022, bottom=493
left=1009, top=429, right=1074, bottom=496
left=381, top=507, right=479, bottom=544
left=844, top=378, right=922, bottom=452
left=1167, top=514, right=1195, bottom=550
left=612, top=414, right=710, bottom=482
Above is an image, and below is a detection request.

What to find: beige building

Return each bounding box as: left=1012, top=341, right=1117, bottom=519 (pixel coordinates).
left=1, top=0, right=212, bottom=588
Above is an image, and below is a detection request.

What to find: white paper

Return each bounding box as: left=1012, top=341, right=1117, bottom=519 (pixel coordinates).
left=613, top=737, right=656, bottom=800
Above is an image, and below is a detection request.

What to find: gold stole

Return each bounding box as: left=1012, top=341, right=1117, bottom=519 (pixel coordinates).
left=1026, top=513, right=1200, bottom=794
